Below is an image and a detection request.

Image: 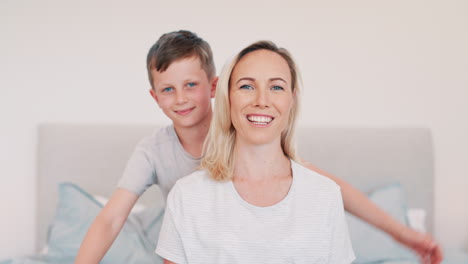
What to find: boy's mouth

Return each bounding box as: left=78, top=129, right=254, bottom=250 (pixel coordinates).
left=246, top=114, right=274, bottom=125
left=175, top=107, right=195, bottom=116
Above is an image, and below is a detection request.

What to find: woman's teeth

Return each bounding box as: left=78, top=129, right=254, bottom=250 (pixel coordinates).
left=247, top=115, right=273, bottom=125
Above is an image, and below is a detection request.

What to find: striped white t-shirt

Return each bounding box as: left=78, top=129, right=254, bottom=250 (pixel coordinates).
left=156, top=160, right=355, bottom=264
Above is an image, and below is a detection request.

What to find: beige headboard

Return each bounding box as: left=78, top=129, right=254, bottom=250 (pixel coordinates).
left=37, top=124, right=434, bottom=251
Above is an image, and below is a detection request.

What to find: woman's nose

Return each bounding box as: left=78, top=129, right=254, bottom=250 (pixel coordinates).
left=254, top=88, right=270, bottom=108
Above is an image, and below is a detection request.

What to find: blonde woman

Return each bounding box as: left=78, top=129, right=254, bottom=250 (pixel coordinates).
left=156, top=41, right=355, bottom=263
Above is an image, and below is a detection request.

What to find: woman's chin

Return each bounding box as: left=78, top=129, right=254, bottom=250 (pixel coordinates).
left=237, top=133, right=282, bottom=147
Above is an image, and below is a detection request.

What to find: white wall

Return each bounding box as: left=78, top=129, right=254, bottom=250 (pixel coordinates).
left=1, top=0, right=467, bottom=258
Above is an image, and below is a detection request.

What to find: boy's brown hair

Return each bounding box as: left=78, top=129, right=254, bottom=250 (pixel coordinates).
left=146, top=30, right=215, bottom=89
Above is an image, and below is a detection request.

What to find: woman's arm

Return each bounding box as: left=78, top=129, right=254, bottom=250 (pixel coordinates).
left=302, top=161, right=443, bottom=264
left=75, top=188, right=138, bottom=264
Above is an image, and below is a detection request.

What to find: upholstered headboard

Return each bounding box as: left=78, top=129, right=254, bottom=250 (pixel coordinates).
left=37, top=124, right=434, bottom=251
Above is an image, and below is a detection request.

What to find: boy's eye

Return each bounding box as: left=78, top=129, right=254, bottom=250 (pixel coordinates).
left=271, top=85, right=284, bottom=91
left=162, top=87, right=174, bottom=93
left=240, top=84, right=253, bottom=90
left=187, top=82, right=197, bottom=88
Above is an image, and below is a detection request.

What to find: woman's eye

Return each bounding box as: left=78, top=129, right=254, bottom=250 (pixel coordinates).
left=240, top=84, right=253, bottom=90
left=271, top=85, right=284, bottom=91
left=187, top=82, right=197, bottom=88
left=162, top=87, right=174, bottom=93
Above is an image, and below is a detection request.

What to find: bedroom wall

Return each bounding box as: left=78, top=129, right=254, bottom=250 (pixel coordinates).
left=1, top=0, right=467, bottom=258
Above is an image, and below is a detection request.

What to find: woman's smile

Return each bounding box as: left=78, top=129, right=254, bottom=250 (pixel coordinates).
left=229, top=49, right=294, bottom=145
left=246, top=114, right=274, bottom=126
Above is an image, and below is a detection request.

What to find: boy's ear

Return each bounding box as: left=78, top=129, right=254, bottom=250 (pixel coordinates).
left=149, top=89, right=160, bottom=104
left=210, top=77, right=218, bottom=98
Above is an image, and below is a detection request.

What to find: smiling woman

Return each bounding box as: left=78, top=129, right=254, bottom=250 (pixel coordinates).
left=155, top=41, right=355, bottom=264
left=230, top=49, right=295, bottom=148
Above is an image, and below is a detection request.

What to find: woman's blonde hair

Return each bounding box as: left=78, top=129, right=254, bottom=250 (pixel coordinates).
left=201, top=40, right=302, bottom=181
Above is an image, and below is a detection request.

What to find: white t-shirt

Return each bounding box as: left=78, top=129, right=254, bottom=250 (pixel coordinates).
left=156, top=160, right=355, bottom=264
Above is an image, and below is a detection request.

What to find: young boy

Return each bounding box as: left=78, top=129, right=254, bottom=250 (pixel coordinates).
left=75, top=30, right=442, bottom=264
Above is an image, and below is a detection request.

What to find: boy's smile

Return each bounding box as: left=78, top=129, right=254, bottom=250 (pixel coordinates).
left=149, top=56, right=216, bottom=130
left=175, top=106, right=195, bottom=116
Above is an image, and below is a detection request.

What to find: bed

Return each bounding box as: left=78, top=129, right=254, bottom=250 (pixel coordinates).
left=2, top=124, right=467, bottom=263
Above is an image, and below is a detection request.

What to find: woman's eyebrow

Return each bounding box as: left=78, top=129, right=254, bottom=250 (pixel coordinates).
left=270, top=77, right=287, bottom=83
left=235, top=77, right=255, bottom=84
left=235, top=77, right=287, bottom=84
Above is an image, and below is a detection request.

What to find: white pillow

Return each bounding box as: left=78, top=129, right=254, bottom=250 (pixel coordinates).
left=407, top=208, right=427, bottom=233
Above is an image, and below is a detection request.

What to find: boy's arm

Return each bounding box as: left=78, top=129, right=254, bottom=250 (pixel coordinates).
left=301, top=160, right=443, bottom=264
left=74, top=188, right=139, bottom=264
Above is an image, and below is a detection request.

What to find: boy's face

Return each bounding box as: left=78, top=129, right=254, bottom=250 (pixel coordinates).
left=150, top=56, right=216, bottom=130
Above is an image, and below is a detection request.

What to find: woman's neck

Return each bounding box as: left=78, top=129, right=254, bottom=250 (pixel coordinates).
left=232, top=137, right=293, bottom=207
left=232, top=138, right=291, bottom=181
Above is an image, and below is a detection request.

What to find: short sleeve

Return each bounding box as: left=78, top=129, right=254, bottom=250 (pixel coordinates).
left=328, top=188, right=356, bottom=264
left=117, top=146, right=157, bottom=196
left=156, top=184, right=187, bottom=264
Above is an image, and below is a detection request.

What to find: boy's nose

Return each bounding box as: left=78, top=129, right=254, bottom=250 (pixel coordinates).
left=175, top=90, right=188, bottom=104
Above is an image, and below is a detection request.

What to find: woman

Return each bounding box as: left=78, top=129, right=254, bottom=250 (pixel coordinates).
left=156, top=41, right=355, bottom=263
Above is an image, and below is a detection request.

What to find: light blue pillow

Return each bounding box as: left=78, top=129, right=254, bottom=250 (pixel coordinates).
left=133, top=201, right=165, bottom=251
left=346, top=183, right=418, bottom=263
left=46, top=182, right=163, bottom=264
left=442, top=249, right=468, bottom=264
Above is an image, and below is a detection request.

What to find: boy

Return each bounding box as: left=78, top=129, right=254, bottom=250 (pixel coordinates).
left=75, top=30, right=442, bottom=264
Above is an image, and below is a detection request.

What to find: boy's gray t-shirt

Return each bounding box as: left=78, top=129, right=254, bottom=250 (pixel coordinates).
left=117, top=125, right=201, bottom=198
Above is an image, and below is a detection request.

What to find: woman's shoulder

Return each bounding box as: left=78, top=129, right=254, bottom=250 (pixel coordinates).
left=165, top=170, right=227, bottom=215
left=178, top=169, right=216, bottom=185
left=169, top=169, right=221, bottom=198
left=291, top=161, right=343, bottom=210
left=291, top=160, right=340, bottom=193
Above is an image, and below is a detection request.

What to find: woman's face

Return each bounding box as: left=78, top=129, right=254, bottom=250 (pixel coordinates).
left=229, top=49, right=294, bottom=146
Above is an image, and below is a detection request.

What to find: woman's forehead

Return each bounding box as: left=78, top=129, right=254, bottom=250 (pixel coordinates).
left=231, top=50, right=291, bottom=83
